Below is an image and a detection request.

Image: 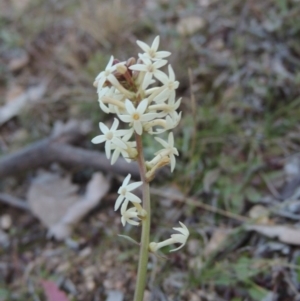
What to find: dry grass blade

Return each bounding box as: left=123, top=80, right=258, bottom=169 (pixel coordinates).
left=150, top=188, right=250, bottom=222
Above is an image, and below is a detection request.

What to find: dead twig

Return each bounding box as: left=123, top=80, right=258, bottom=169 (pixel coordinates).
left=49, top=144, right=139, bottom=178
left=150, top=188, right=250, bottom=223
left=0, top=193, right=30, bottom=211
left=0, top=120, right=139, bottom=179
left=0, top=143, right=139, bottom=179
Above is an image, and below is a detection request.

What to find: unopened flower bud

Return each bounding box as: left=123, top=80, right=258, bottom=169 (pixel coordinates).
left=133, top=203, right=147, bottom=218
left=113, top=58, right=121, bottom=65
left=149, top=242, right=158, bottom=252
left=127, top=147, right=138, bottom=160
left=116, top=63, right=128, bottom=75
left=126, top=57, right=136, bottom=67
left=146, top=156, right=170, bottom=182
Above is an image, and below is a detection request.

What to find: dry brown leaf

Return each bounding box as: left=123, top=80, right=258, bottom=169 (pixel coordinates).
left=28, top=171, right=110, bottom=240
left=246, top=224, right=300, bottom=246
left=49, top=173, right=110, bottom=239
left=28, top=171, right=79, bottom=227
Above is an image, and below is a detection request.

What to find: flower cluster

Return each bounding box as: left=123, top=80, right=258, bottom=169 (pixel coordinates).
left=92, top=36, right=181, bottom=170
left=92, top=36, right=188, bottom=252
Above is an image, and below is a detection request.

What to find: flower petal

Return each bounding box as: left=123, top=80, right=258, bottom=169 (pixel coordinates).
left=105, top=141, right=111, bottom=159
left=133, top=121, right=143, bottom=135
left=111, top=148, right=121, bottom=165
left=168, top=64, right=175, bottom=81
left=118, top=114, right=132, bottom=123
left=154, top=70, right=168, bottom=83
left=155, top=51, right=171, bottom=59
left=153, top=59, right=167, bottom=69
left=142, top=72, right=153, bottom=89
left=136, top=40, right=150, bottom=53
left=123, top=174, right=131, bottom=186
left=137, top=99, right=149, bottom=114
left=115, top=194, right=124, bottom=211
left=129, top=64, right=147, bottom=72
left=170, top=154, right=176, bottom=172
left=151, top=36, right=160, bottom=51
left=106, top=55, right=114, bottom=69
left=91, top=135, right=106, bottom=144
left=126, top=181, right=143, bottom=191
left=169, top=243, right=185, bottom=252
left=126, top=192, right=142, bottom=203
left=125, top=99, right=136, bottom=115
left=140, top=113, right=157, bottom=122
left=99, top=122, right=109, bottom=134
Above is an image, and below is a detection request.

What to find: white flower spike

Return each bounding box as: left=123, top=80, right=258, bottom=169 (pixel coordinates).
left=115, top=174, right=142, bottom=211
left=149, top=222, right=189, bottom=253
left=92, top=36, right=187, bottom=295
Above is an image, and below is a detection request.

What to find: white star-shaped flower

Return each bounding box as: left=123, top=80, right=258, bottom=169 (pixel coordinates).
left=115, top=174, right=142, bottom=211
left=137, top=36, right=171, bottom=61
left=155, top=132, right=179, bottom=171
left=149, top=95, right=181, bottom=117
left=120, top=201, right=139, bottom=227
left=94, top=56, right=120, bottom=90
left=153, top=65, right=179, bottom=103
left=110, top=128, right=135, bottom=164
left=98, top=86, right=124, bottom=114
left=129, top=57, right=167, bottom=89
left=118, top=99, right=157, bottom=135
left=91, top=118, right=127, bottom=160
left=169, top=222, right=189, bottom=252
left=149, top=222, right=189, bottom=252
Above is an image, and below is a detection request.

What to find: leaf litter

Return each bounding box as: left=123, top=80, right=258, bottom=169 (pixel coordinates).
left=28, top=171, right=110, bottom=240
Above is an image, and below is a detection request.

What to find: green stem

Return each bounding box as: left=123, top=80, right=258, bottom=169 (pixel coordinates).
left=133, top=133, right=151, bottom=301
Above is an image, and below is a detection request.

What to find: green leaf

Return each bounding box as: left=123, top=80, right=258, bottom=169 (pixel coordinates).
left=117, top=235, right=140, bottom=246
left=245, top=187, right=262, bottom=203
left=248, top=285, right=269, bottom=301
